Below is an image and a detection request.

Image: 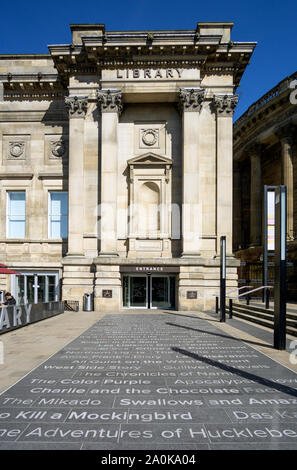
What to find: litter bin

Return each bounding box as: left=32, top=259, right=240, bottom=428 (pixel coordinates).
left=83, top=293, right=93, bottom=311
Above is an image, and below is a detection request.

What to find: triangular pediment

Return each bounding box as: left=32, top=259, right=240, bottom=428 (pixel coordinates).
left=128, top=152, right=172, bottom=166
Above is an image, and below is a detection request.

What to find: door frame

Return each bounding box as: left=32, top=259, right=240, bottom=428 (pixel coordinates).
left=150, top=274, right=170, bottom=309
left=125, top=274, right=149, bottom=309
left=122, top=274, right=175, bottom=309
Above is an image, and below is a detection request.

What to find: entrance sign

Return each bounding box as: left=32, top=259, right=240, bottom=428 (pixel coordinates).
left=120, top=266, right=180, bottom=273
left=274, top=186, right=287, bottom=350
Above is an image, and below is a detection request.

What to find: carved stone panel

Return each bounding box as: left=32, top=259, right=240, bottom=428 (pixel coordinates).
left=44, top=134, right=68, bottom=164
left=134, top=122, right=166, bottom=154
left=2, top=135, right=30, bottom=164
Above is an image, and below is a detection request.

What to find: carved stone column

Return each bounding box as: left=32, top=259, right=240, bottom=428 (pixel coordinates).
left=97, top=89, right=123, bottom=255
left=212, top=94, right=238, bottom=255
left=179, top=87, right=205, bottom=257
left=233, top=161, right=242, bottom=251
left=277, top=125, right=294, bottom=240
left=246, top=144, right=263, bottom=247
left=65, top=95, right=88, bottom=256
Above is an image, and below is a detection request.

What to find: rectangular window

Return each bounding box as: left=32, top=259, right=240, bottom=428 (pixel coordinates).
left=7, top=191, right=26, bottom=238
left=48, top=191, right=68, bottom=238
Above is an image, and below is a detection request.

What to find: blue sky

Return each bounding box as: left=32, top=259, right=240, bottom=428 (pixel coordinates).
left=1, top=0, right=296, bottom=119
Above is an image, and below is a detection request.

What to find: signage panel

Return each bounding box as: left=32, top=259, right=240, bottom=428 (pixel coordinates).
left=0, top=301, right=64, bottom=335
left=119, top=266, right=180, bottom=273
left=267, top=190, right=275, bottom=251
left=102, top=68, right=200, bottom=81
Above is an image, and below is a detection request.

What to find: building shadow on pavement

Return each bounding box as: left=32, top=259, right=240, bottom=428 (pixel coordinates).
left=172, top=346, right=297, bottom=398
left=166, top=321, right=271, bottom=349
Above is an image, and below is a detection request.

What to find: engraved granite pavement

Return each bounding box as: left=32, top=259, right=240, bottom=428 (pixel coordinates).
left=0, top=313, right=297, bottom=450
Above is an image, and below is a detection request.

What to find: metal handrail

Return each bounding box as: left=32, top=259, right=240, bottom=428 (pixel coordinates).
left=212, top=285, right=252, bottom=297
left=227, top=285, right=273, bottom=317
left=237, top=285, right=272, bottom=298
left=227, top=286, right=253, bottom=296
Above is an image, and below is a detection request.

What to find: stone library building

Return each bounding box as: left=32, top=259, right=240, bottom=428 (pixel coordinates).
left=0, top=22, right=256, bottom=311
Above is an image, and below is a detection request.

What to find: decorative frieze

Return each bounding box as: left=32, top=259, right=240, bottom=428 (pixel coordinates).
left=97, top=89, right=123, bottom=115
left=65, top=95, right=88, bottom=118
left=212, top=94, right=239, bottom=116
left=179, top=88, right=205, bottom=113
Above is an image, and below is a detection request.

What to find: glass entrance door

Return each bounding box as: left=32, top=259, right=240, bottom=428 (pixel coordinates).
left=130, top=276, right=147, bottom=308
left=122, top=274, right=176, bottom=309
left=151, top=276, right=169, bottom=308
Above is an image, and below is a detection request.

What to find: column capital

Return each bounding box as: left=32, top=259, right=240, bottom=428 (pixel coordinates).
left=245, top=142, right=264, bottom=159
left=212, top=94, right=239, bottom=116
left=179, top=87, right=205, bottom=113
left=65, top=95, right=88, bottom=118
left=97, top=88, right=123, bottom=115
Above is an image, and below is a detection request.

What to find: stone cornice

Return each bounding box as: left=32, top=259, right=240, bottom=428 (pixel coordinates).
left=97, top=89, right=123, bottom=115
left=0, top=173, right=34, bottom=179
left=65, top=95, right=88, bottom=118
left=49, top=25, right=256, bottom=89
left=1, top=72, right=66, bottom=101
left=234, top=107, right=297, bottom=158
left=234, top=71, right=297, bottom=133
left=212, top=94, right=239, bottom=116
left=179, top=87, right=205, bottom=113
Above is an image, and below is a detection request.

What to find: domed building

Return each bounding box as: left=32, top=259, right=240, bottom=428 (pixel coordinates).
left=233, top=71, right=297, bottom=298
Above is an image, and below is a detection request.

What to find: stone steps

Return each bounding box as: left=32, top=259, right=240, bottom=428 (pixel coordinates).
left=226, top=302, right=297, bottom=337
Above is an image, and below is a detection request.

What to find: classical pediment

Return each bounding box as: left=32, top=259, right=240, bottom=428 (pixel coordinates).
left=128, top=152, right=172, bottom=166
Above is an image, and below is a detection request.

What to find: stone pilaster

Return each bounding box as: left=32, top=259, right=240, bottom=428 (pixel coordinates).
left=179, top=87, right=205, bottom=257
left=62, top=263, right=94, bottom=311
left=247, top=143, right=263, bottom=247
left=65, top=95, right=88, bottom=256
left=94, top=264, right=121, bottom=311
left=212, top=94, right=238, bottom=255
left=277, top=125, right=294, bottom=240
left=97, top=89, right=123, bottom=256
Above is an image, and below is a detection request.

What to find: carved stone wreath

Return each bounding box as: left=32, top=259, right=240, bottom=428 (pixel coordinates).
left=9, top=141, right=25, bottom=158
left=141, top=129, right=158, bottom=147
left=50, top=140, right=66, bottom=158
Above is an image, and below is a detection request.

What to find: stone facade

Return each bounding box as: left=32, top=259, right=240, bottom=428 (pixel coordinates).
left=0, top=22, right=256, bottom=310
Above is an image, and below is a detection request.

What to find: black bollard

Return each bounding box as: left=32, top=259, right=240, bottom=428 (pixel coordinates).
left=265, top=289, right=270, bottom=310
left=216, top=296, right=219, bottom=314
left=229, top=298, right=233, bottom=319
